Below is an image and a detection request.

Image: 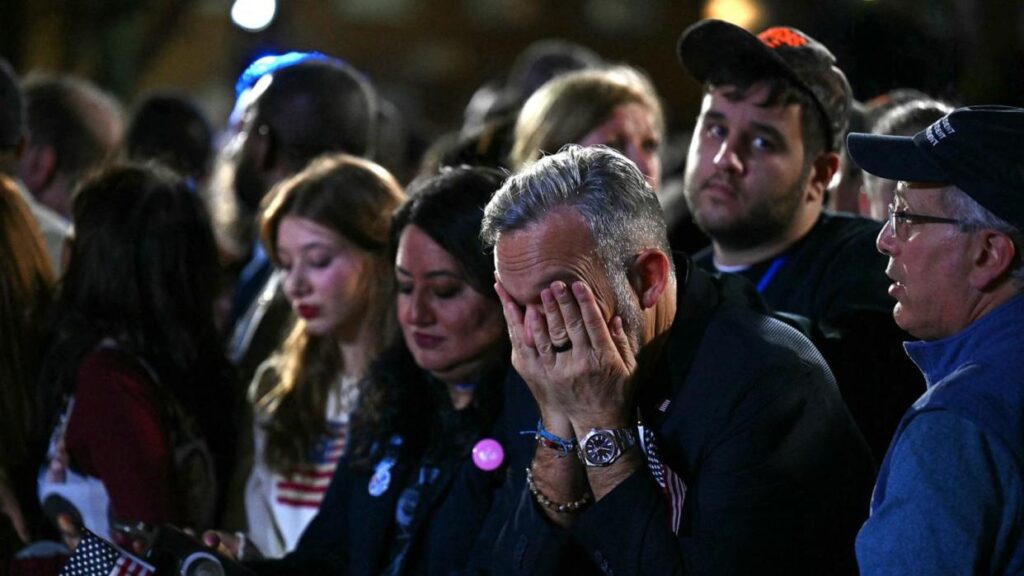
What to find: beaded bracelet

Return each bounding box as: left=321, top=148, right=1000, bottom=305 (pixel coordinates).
left=525, top=466, right=592, bottom=513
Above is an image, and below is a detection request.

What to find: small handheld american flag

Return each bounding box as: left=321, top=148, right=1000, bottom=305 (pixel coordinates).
left=59, top=527, right=155, bottom=576
left=639, top=422, right=687, bottom=535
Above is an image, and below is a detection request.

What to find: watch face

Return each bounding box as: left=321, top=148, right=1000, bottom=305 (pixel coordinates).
left=584, top=431, right=618, bottom=465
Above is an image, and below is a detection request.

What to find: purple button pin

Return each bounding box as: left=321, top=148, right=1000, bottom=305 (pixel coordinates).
left=472, top=438, right=504, bottom=471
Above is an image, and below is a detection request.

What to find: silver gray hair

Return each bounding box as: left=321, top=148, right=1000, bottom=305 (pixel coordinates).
left=481, top=145, right=674, bottom=336
left=941, top=185, right=1024, bottom=288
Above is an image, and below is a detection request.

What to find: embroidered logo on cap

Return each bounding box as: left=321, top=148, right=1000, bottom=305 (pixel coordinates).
left=758, top=27, right=809, bottom=49
left=924, top=117, right=956, bottom=147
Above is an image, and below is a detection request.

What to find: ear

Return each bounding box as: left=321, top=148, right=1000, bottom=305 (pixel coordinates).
left=19, top=144, right=57, bottom=193
left=250, top=124, right=275, bottom=171
left=629, top=249, right=672, bottom=310
left=805, top=151, right=840, bottom=204
left=968, top=230, right=1017, bottom=291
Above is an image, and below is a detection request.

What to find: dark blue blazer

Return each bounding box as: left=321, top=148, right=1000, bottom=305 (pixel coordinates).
left=246, top=369, right=534, bottom=576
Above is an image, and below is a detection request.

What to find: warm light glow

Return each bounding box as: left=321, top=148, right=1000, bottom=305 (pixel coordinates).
left=231, top=0, right=277, bottom=32
left=702, top=0, right=763, bottom=30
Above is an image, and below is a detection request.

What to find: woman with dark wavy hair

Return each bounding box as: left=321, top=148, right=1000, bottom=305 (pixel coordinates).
left=36, top=163, right=236, bottom=551
left=208, top=166, right=513, bottom=575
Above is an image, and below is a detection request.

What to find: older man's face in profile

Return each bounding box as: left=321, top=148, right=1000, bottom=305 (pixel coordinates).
left=876, top=183, right=976, bottom=340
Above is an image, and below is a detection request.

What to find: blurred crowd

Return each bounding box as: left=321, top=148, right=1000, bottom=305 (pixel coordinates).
left=1, top=17, right=1023, bottom=576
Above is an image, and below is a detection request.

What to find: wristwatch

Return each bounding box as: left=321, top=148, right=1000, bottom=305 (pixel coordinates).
left=577, top=427, right=637, bottom=467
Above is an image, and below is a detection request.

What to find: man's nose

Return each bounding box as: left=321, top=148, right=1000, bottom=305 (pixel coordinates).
left=876, top=220, right=897, bottom=256
left=712, top=139, right=743, bottom=174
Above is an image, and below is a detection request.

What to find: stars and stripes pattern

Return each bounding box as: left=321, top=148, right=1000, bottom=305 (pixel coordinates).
left=59, top=527, right=154, bottom=576
left=640, top=425, right=687, bottom=535
left=275, top=420, right=347, bottom=508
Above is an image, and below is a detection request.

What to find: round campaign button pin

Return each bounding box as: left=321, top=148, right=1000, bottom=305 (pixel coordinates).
left=472, top=438, right=505, bottom=471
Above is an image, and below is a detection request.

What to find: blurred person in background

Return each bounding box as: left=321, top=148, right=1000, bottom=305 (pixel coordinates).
left=124, top=90, right=215, bottom=189
left=217, top=55, right=381, bottom=393
left=511, top=65, right=663, bottom=190
left=35, top=163, right=237, bottom=554
left=826, top=98, right=868, bottom=214
left=0, top=60, right=70, bottom=275
left=462, top=38, right=604, bottom=139
left=858, top=97, right=953, bottom=221
left=507, top=65, right=712, bottom=254
left=420, top=39, right=603, bottom=176
left=17, top=72, right=124, bottom=220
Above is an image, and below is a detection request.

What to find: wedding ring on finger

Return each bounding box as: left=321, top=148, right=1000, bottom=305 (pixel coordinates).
left=551, top=341, right=573, bottom=353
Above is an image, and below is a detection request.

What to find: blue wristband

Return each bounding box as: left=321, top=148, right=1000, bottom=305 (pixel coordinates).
left=520, top=420, right=576, bottom=457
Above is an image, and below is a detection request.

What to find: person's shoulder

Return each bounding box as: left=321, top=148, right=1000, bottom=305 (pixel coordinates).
left=912, top=357, right=1024, bottom=448
left=73, top=346, right=162, bottom=412
left=715, top=305, right=824, bottom=363
left=77, top=345, right=154, bottom=386
left=812, top=211, right=884, bottom=249
left=678, top=266, right=823, bottom=372
left=693, top=304, right=832, bottom=402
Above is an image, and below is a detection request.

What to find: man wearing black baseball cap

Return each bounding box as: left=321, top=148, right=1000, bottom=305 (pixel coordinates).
left=848, top=106, right=1024, bottom=575
left=677, top=19, right=923, bottom=464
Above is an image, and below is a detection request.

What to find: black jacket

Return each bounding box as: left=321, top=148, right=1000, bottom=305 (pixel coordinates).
left=478, top=261, right=875, bottom=576
left=246, top=364, right=527, bottom=576
left=694, top=211, right=924, bottom=464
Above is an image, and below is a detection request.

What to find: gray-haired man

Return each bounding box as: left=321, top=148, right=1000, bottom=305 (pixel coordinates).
left=849, top=105, right=1024, bottom=575
left=480, top=144, right=872, bottom=575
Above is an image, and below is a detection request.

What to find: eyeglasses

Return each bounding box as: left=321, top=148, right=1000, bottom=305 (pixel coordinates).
left=887, top=203, right=968, bottom=239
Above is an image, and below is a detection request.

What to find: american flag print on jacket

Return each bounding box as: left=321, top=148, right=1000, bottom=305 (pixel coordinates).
left=275, top=420, right=347, bottom=508
left=245, top=368, right=359, bottom=558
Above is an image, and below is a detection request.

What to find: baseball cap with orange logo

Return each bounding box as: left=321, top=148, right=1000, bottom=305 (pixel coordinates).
left=677, top=19, right=853, bottom=153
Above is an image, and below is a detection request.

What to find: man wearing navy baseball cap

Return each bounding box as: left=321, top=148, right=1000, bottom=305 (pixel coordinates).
left=848, top=106, right=1024, bottom=574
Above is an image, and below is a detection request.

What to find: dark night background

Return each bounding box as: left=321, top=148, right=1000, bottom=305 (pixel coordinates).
left=1, top=0, right=1019, bottom=158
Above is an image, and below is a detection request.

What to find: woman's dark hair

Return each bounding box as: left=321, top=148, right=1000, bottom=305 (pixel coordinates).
left=37, top=162, right=236, bottom=484
left=348, top=165, right=509, bottom=471
left=392, top=166, right=507, bottom=299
